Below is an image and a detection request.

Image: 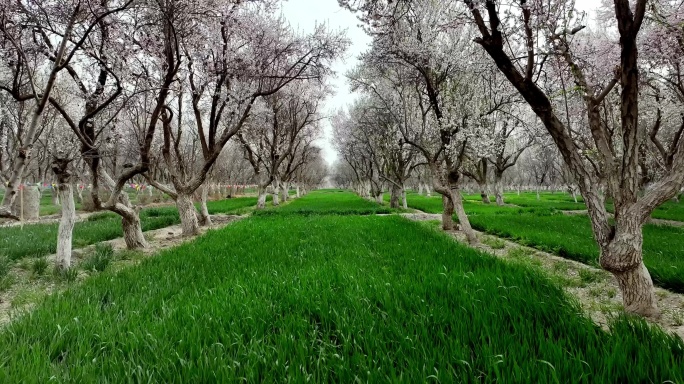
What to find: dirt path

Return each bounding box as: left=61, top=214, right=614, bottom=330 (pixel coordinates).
left=400, top=212, right=684, bottom=340
left=0, top=213, right=246, bottom=327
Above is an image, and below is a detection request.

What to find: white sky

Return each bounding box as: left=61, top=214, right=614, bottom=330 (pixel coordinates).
left=280, top=0, right=371, bottom=166
left=280, top=0, right=598, bottom=166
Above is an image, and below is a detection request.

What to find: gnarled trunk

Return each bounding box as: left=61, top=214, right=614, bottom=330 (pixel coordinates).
left=120, top=206, right=147, bottom=249
left=375, top=192, right=384, bottom=204
left=176, top=193, right=200, bottom=237
left=452, top=188, right=478, bottom=244
left=198, top=185, right=211, bottom=226
left=599, top=217, right=659, bottom=317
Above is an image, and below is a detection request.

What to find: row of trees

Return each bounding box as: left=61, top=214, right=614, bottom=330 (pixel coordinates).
left=0, top=1, right=345, bottom=269
left=335, top=0, right=684, bottom=317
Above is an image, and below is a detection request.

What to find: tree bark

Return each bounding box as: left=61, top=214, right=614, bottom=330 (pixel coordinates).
left=272, top=181, right=280, bottom=206
left=452, top=189, right=478, bottom=244
left=198, top=185, right=211, bottom=226
left=75, top=184, right=83, bottom=203
left=55, top=183, right=76, bottom=270
left=598, top=216, right=658, bottom=317
left=612, top=260, right=658, bottom=317
left=176, top=193, right=200, bottom=236
left=442, top=194, right=455, bottom=230
left=281, top=181, right=289, bottom=202
left=494, top=172, right=505, bottom=206
left=389, top=184, right=401, bottom=208
left=418, top=183, right=424, bottom=195
left=120, top=205, right=147, bottom=249
left=52, top=158, right=75, bottom=270
left=296, top=185, right=301, bottom=198
left=479, top=182, right=491, bottom=204
left=257, top=186, right=268, bottom=209
left=402, top=188, right=408, bottom=209
left=51, top=187, right=61, bottom=206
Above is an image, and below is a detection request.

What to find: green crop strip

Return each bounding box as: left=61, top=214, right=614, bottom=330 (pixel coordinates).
left=256, top=190, right=395, bottom=216
left=400, top=193, right=684, bottom=293
left=0, top=197, right=260, bottom=262
left=1, top=210, right=682, bottom=381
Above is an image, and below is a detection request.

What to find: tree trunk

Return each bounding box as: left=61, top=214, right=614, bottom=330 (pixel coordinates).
left=120, top=206, right=148, bottom=249
left=452, top=189, right=478, bottom=244
left=598, top=218, right=658, bottom=317
left=281, top=182, right=289, bottom=202
left=402, top=188, right=408, bottom=209
left=12, top=186, right=41, bottom=220
left=418, top=183, right=424, bottom=195
left=572, top=189, right=578, bottom=203
left=441, top=194, right=455, bottom=230
left=389, top=184, right=401, bottom=208
left=375, top=192, right=384, bottom=204
left=272, top=181, right=280, bottom=206
left=257, top=186, right=268, bottom=209
left=51, top=187, right=61, bottom=206
left=296, top=185, right=301, bottom=198
left=176, top=193, right=200, bottom=236
left=479, top=183, right=491, bottom=204
left=75, top=184, right=83, bottom=203
left=426, top=185, right=431, bottom=197
left=613, top=260, right=658, bottom=317
left=495, top=191, right=504, bottom=206
left=52, top=158, right=75, bottom=270
left=198, top=185, right=212, bottom=226
left=55, top=183, right=76, bottom=270
left=494, top=174, right=505, bottom=206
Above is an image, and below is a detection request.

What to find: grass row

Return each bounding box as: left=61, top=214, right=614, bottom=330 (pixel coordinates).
left=0, top=197, right=261, bottom=262
left=467, top=190, right=684, bottom=220
left=0, top=207, right=682, bottom=381
left=401, top=193, right=684, bottom=293
left=255, top=190, right=395, bottom=216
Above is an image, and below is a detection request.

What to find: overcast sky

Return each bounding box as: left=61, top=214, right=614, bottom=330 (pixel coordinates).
left=280, top=0, right=598, bottom=166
